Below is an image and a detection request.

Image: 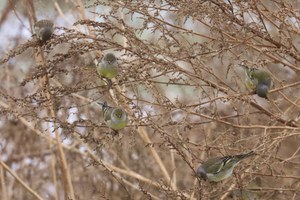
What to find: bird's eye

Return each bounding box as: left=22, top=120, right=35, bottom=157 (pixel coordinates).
left=114, top=111, right=122, bottom=118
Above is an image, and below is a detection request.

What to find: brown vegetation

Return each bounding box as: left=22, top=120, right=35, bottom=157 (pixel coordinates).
left=0, top=0, right=299, bottom=199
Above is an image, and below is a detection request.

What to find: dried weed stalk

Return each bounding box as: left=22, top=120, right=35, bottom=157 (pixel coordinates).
left=0, top=0, right=299, bottom=199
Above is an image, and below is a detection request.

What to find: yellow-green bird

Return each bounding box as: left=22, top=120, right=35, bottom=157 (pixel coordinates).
left=241, top=65, right=272, bottom=98
left=98, top=102, right=128, bottom=130
left=97, top=53, right=118, bottom=79
left=196, top=151, right=255, bottom=182
left=34, top=20, right=54, bottom=42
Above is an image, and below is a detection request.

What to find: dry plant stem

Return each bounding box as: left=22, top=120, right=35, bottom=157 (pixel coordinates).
left=54, top=1, right=73, bottom=25
left=1, top=1, right=298, bottom=198
left=210, top=0, right=300, bottom=62
left=53, top=78, right=178, bottom=190
left=111, top=81, right=177, bottom=190
left=111, top=80, right=177, bottom=189
left=220, top=165, right=255, bottom=200
left=270, top=81, right=300, bottom=94
left=190, top=178, right=198, bottom=200
left=195, top=5, right=298, bottom=70
left=52, top=0, right=178, bottom=184
left=85, top=147, right=196, bottom=200
left=43, top=66, right=76, bottom=200
left=0, top=161, right=43, bottom=200
left=0, top=99, right=207, bottom=200
left=292, top=181, right=300, bottom=200
left=92, top=5, right=178, bottom=190
left=0, top=165, right=8, bottom=200
left=85, top=148, right=161, bottom=186
left=178, top=66, right=298, bottom=127
left=249, top=44, right=299, bottom=71
left=123, top=0, right=299, bottom=71
left=138, top=126, right=176, bottom=190
left=75, top=0, right=87, bottom=20
left=251, top=172, right=300, bottom=180
left=170, top=149, right=177, bottom=191
left=220, top=183, right=236, bottom=200
left=0, top=99, right=165, bottom=198
left=23, top=1, right=74, bottom=198
left=50, top=80, right=181, bottom=193
left=117, top=1, right=216, bottom=41
left=24, top=1, right=75, bottom=198
left=282, top=97, right=300, bottom=118
left=279, top=91, right=300, bottom=109
left=188, top=110, right=299, bottom=130
left=111, top=172, right=161, bottom=200
left=283, top=145, right=300, bottom=162
left=47, top=122, right=60, bottom=200
left=35, top=47, right=76, bottom=200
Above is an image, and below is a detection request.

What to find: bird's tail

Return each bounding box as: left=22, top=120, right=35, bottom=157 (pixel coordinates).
left=235, top=151, right=255, bottom=160
left=239, top=64, right=252, bottom=77
left=97, top=101, right=110, bottom=111
left=239, top=64, right=250, bottom=70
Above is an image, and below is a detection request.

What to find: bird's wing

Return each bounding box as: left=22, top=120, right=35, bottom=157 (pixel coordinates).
left=204, top=157, right=229, bottom=174
left=103, top=108, right=112, bottom=122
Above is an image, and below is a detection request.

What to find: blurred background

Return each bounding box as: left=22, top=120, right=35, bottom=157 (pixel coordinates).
left=0, top=0, right=299, bottom=199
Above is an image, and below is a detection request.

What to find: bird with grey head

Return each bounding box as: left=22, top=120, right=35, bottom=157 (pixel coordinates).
left=97, top=53, right=118, bottom=80
left=196, top=151, right=255, bottom=182
left=240, top=64, right=272, bottom=98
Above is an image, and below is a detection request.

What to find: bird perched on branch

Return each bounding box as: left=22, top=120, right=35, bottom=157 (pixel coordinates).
left=97, top=53, right=118, bottom=79
left=34, top=20, right=54, bottom=42
left=98, top=102, right=128, bottom=130
left=241, top=65, right=272, bottom=98
left=196, top=151, right=255, bottom=182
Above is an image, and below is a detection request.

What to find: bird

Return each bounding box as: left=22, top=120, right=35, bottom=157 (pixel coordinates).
left=196, top=151, right=255, bottom=182
left=96, top=53, right=118, bottom=79
left=34, top=20, right=54, bottom=42
left=241, top=65, right=272, bottom=98
left=98, top=102, right=128, bottom=130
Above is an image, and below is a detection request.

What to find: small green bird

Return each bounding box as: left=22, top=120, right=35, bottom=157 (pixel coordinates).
left=98, top=102, right=128, bottom=130
left=196, top=151, right=255, bottom=182
left=241, top=65, right=272, bottom=98
left=34, top=20, right=54, bottom=42
left=97, top=53, right=118, bottom=79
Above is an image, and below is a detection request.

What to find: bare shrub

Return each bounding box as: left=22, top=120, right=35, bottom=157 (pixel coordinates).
left=0, top=0, right=299, bottom=199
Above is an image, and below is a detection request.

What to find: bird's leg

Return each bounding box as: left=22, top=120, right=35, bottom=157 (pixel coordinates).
left=99, top=76, right=112, bottom=88
left=106, top=78, right=113, bottom=88
left=111, top=129, right=119, bottom=136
